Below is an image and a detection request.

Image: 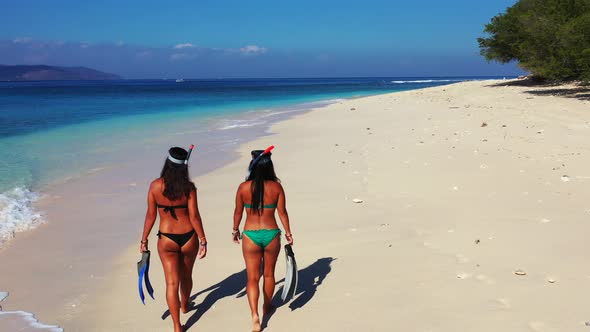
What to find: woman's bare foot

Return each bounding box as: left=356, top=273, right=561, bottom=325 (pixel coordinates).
left=252, top=315, right=261, bottom=332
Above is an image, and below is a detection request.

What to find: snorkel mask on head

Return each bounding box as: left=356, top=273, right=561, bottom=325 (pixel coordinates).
left=168, top=144, right=195, bottom=165
left=245, top=145, right=274, bottom=180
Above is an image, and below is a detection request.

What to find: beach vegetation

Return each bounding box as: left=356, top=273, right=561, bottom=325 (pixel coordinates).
left=478, top=0, right=590, bottom=81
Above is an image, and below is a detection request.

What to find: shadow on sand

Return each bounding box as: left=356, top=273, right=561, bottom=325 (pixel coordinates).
left=261, top=257, right=336, bottom=330
left=160, top=257, right=335, bottom=331
left=161, top=270, right=247, bottom=330
left=487, top=78, right=590, bottom=101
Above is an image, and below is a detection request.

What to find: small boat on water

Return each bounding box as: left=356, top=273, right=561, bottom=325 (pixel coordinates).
left=175, top=78, right=184, bottom=83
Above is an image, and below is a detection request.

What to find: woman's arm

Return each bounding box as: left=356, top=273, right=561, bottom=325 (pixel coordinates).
left=188, top=187, right=207, bottom=258
left=277, top=184, right=293, bottom=245
left=140, top=181, right=158, bottom=252
left=232, top=184, right=245, bottom=244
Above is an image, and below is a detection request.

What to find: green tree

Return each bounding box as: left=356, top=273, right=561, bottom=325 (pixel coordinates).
left=478, top=0, right=590, bottom=81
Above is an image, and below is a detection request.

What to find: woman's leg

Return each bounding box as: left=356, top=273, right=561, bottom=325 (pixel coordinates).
left=158, top=238, right=183, bottom=332
left=242, top=235, right=263, bottom=332
left=262, top=235, right=280, bottom=315
left=179, top=235, right=198, bottom=313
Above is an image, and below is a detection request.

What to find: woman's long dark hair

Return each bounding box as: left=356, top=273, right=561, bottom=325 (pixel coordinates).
left=160, top=147, right=195, bottom=201
left=247, top=150, right=280, bottom=214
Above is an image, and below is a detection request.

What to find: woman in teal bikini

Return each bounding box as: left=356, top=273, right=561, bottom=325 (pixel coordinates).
left=232, top=148, right=293, bottom=332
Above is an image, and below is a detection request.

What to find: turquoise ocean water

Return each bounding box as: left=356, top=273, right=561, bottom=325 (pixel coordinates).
left=0, top=77, right=505, bottom=248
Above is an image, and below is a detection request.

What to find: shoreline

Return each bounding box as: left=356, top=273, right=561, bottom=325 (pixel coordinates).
left=3, top=78, right=589, bottom=331
left=0, top=78, right=423, bottom=253
left=0, top=93, right=358, bottom=329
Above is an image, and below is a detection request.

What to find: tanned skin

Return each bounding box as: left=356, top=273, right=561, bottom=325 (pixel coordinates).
left=141, top=178, right=207, bottom=332
left=233, top=180, right=292, bottom=332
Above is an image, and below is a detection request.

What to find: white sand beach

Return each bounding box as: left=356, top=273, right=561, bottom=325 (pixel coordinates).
left=2, top=80, right=590, bottom=331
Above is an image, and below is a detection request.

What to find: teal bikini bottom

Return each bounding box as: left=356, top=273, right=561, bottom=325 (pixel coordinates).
left=242, top=229, right=281, bottom=248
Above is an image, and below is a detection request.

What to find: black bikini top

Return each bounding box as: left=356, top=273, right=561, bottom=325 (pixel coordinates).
left=157, top=204, right=188, bottom=220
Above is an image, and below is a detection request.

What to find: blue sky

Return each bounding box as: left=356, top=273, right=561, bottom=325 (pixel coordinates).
left=0, top=0, right=522, bottom=78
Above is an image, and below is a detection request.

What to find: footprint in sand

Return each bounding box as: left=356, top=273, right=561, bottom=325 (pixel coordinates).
left=476, top=274, right=495, bottom=285
left=494, top=298, right=511, bottom=310
left=528, top=321, right=547, bottom=331
left=455, top=254, right=469, bottom=264
left=456, top=272, right=472, bottom=280
left=423, top=241, right=439, bottom=250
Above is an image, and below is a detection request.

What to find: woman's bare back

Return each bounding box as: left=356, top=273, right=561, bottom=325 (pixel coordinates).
left=150, top=178, right=193, bottom=234
left=238, top=180, right=284, bottom=230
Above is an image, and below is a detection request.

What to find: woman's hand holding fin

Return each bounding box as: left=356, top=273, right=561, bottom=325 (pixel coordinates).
left=140, top=240, right=148, bottom=253
left=232, top=229, right=241, bottom=244
left=285, top=233, right=293, bottom=245
left=198, top=242, right=207, bottom=259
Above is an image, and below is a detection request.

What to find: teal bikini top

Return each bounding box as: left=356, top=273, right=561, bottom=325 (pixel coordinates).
left=244, top=203, right=277, bottom=209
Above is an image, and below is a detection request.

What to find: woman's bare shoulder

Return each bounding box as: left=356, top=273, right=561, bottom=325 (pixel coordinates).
left=149, top=178, right=163, bottom=191
left=267, top=180, right=284, bottom=193
left=269, top=180, right=283, bottom=188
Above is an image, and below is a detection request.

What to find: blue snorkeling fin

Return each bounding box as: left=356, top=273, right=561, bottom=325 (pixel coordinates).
left=137, top=250, right=155, bottom=304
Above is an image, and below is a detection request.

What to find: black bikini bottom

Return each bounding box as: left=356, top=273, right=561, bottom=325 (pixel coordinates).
left=157, top=230, right=195, bottom=247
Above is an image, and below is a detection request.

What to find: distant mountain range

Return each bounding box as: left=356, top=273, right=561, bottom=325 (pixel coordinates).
left=0, top=65, right=122, bottom=81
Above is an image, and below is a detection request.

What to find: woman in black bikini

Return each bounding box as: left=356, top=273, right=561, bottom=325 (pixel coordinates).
left=141, top=146, right=207, bottom=332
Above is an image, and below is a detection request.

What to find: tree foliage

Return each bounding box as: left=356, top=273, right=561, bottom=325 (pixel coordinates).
left=478, top=0, right=590, bottom=81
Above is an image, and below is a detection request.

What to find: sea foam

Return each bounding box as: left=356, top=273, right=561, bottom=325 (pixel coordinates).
left=0, top=187, right=44, bottom=247
left=217, top=119, right=267, bottom=130
left=0, top=311, right=63, bottom=332
left=390, top=79, right=464, bottom=84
